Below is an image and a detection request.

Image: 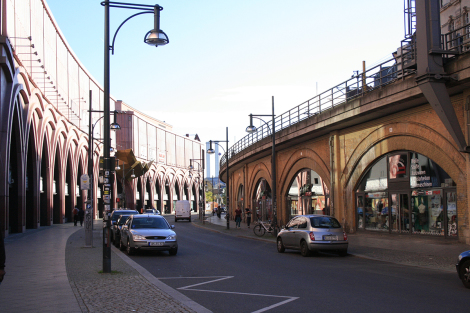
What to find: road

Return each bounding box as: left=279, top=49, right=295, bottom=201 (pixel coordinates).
left=119, top=216, right=470, bottom=313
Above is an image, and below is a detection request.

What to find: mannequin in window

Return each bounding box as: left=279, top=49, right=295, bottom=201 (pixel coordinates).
left=414, top=197, right=429, bottom=232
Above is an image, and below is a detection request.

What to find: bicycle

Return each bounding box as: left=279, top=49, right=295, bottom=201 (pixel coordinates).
left=253, top=219, right=279, bottom=237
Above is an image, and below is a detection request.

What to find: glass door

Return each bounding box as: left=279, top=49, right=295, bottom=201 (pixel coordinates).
left=390, top=193, right=410, bottom=233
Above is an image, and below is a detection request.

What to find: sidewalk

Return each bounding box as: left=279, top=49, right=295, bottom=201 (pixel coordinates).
left=1, top=220, right=207, bottom=313
left=198, top=213, right=469, bottom=272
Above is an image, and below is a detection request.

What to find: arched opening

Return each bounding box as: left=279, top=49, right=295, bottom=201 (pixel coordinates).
left=191, top=183, right=197, bottom=212
left=53, top=146, right=61, bottom=224
left=76, top=159, right=84, bottom=213
left=252, top=178, right=272, bottom=222
left=145, top=178, right=151, bottom=210
left=355, top=151, right=457, bottom=238
left=183, top=182, right=189, bottom=205
left=26, top=126, right=36, bottom=229
left=285, top=168, right=329, bottom=219
left=237, top=184, right=244, bottom=211
left=154, top=178, right=162, bottom=212
left=65, top=153, right=73, bottom=223
left=173, top=182, right=181, bottom=213
left=8, top=107, right=22, bottom=233
left=163, top=179, right=171, bottom=214
left=136, top=177, right=143, bottom=213
left=40, top=138, right=49, bottom=226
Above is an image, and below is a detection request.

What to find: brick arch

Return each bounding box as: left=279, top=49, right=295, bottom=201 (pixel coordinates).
left=278, top=148, right=330, bottom=201
left=247, top=162, right=271, bottom=201
left=342, top=124, right=467, bottom=233
left=343, top=122, right=465, bottom=190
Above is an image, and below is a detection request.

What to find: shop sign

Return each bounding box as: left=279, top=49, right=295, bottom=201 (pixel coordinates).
left=410, top=157, right=432, bottom=188
left=366, top=192, right=387, bottom=199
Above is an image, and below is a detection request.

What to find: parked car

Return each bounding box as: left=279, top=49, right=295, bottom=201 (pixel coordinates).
left=277, top=215, right=348, bottom=257
left=175, top=200, right=191, bottom=222
left=110, top=209, right=139, bottom=226
left=456, top=250, right=470, bottom=288
left=110, top=209, right=138, bottom=243
left=144, top=208, right=160, bottom=215
left=112, top=215, right=131, bottom=247
left=120, top=214, right=178, bottom=256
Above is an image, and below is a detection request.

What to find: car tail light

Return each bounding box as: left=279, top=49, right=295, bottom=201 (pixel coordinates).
left=343, top=232, right=348, bottom=241
left=309, top=232, right=315, bottom=241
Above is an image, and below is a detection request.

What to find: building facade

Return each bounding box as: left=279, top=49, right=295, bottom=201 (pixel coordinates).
left=0, top=0, right=202, bottom=237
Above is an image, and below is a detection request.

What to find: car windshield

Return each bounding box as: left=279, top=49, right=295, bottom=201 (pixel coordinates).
left=310, top=216, right=341, bottom=228
left=112, top=211, right=136, bottom=221
left=132, top=218, right=169, bottom=229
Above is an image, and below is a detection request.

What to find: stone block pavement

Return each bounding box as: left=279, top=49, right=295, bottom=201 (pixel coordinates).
left=1, top=213, right=469, bottom=312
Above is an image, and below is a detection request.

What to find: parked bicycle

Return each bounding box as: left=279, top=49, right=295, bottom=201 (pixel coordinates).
left=253, top=219, right=279, bottom=237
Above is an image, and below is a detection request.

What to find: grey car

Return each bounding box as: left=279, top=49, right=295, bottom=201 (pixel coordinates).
left=120, top=214, right=178, bottom=256
left=277, top=215, right=348, bottom=257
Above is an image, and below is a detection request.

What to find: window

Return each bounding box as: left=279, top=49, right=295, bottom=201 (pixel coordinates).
left=310, top=216, right=341, bottom=228
left=298, top=217, right=308, bottom=229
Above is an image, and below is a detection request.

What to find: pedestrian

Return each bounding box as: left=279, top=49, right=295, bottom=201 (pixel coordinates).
left=0, top=224, right=5, bottom=285
left=78, top=207, right=85, bottom=226
left=245, top=206, right=252, bottom=228
left=235, top=206, right=242, bottom=228
left=73, top=206, right=79, bottom=226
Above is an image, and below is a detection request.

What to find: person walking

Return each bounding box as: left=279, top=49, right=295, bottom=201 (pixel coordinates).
left=73, top=206, right=79, bottom=226
left=78, top=207, right=85, bottom=226
left=245, top=206, right=252, bottom=228
left=235, top=206, right=242, bottom=228
left=0, top=224, right=5, bottom=285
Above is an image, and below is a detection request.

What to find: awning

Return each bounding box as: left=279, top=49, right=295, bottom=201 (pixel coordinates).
left=115, top=149, right=152, bottom=181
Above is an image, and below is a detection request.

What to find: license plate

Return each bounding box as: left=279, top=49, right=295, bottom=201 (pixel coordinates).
left=149, top=242, right=164, bottom=246
left=323, top=235, right=338, bottom=241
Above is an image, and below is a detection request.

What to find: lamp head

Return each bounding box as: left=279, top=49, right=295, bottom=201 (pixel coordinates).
left=144, top=29, right=169, bottom=47
left=207, top=140, right=215, bottom=154
left=246, top=114, right=257, bottom=133
left=131, top=169, right=136, bottom=178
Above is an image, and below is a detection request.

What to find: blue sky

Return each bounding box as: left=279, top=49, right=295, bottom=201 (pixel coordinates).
left=46, top=0, right=405, bottom=174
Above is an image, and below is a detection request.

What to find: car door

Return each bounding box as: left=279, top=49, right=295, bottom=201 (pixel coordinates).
left=294, top=217, right=309, bottom=247
left=120, top=217, right=132, bottom=244
left=282, top=217, right=299, bottom=247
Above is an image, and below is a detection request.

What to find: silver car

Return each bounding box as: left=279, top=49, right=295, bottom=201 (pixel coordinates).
left=120, top=214, right=178, bottom=256
left=277, top=215, right=348, bottom=257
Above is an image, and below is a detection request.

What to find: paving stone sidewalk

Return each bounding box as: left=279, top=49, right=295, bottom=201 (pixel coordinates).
left=66, top=221, right=202, bottom=313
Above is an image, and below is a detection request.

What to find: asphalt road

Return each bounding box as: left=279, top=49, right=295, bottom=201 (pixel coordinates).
left=120, top=216, right=470, bottom=313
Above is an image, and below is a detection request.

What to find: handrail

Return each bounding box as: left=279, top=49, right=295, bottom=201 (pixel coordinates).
left=220, top=38, right=417, bottom=169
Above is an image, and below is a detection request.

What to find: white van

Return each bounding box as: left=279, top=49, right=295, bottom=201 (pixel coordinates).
left=175, top=200, right=191, bottom=222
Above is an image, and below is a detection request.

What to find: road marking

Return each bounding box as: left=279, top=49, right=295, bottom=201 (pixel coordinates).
left=159, top=276, right=299, bottom=313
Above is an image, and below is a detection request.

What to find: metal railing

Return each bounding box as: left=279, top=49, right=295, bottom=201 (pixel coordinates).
left=220, top=39, right=417, bottom=169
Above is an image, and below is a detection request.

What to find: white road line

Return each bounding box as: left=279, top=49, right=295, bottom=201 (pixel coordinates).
left=158, top=276, right=299, bottom=313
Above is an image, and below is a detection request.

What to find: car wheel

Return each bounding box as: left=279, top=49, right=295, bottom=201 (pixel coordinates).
left=189, top=216, right=191, bottom=222
left=277, top=238, right=285, bottom=253
left=175, top=217, right=178, bottom=222
left=126, top=239, right=135, bottom=256
left=459, top=260, right=470, bottom=289
left=300, top=240, right=311, bottom=257
left=338, top=250, right=348, bottom=257
left=169, top=247, right=178, bottom=256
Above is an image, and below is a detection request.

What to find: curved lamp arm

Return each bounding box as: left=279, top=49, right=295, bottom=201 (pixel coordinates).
left=111, top=11, right=153, bottom=54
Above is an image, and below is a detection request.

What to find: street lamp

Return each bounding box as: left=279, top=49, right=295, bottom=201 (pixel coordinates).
left=101, top=1, right=168, bottom=273
left=87, top=93, right=121, bottom=247
left=207, top=127, right=229, bottom=229
left=246, top=96, right=277, bottom=235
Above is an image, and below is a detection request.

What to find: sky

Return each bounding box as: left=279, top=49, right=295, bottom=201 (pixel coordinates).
left=45, top=0, right=405, bottom=175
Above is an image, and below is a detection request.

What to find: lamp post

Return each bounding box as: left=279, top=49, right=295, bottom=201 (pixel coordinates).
left=87, top=93, right=121, bottom=247
left=207, top=127, right=229, bottom=229
left=246, top=96, right=277, bottom=235
left=101, top=1, right=168, bottom=273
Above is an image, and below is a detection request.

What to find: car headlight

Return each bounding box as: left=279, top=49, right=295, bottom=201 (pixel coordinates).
left=133, top=235, right=146, bottom=240
left=166, top=234, right=176, bottom=240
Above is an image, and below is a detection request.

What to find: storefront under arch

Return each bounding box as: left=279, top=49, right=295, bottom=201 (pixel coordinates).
left=285, top=168, right=330, bottom=220
left=355, top=151, right=457, bottom=238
